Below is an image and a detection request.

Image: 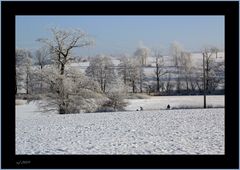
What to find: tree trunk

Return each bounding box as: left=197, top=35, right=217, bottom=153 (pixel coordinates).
left=26, top=73, right=29, bottom=95
left=132, top=81, right=135, bottom=93
left=156, top=60, right=160, bottom=92
left=157, top=77, right=160, bottom=92
left=124, top=69, right=127, bottom=85
left=103, top=80, right=106, bottom=93
left=40, top=66, right=43, bottom=94
left=176, top=66, right=181, bottom=94
left=190, top=80, right=195, bottom=92
left=60, top=63, right=65, bottom=75
left=206, top=59, right=209, bottom=94
left=176, top=76, right=180, bottom=94
left=186, top=77, right=189, bottom=93
left=203, top=53, right=206, bottom=108
left=140, top=74, right=143, bottom=93
left=59, top=104, right=66, bottom=114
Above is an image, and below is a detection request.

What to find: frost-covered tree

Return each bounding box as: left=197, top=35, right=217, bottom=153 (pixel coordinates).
left=85, top=55, right=115, bottom=93
left=118, top=55, right=130, bottom=85
left=179, top=51, right=193, bottom=93
left=202, top=46, right=222, bottom=94
left=170, top=41, right=183, bottom=67
left=134, top=46, right=150, bottom=92
left=104, top=91, right=128, bottom=111
left=169, top=41, right=184, bottom=93
left=37, top=27, right=94, bottom=75
left=36, top=27, right=96, bottom=114
left=100, top=78, right=128, bottom=111
left=15, top=48, right=33, bottom=95
left=39, top=67, right=103, bottom=114
left=16, top=67, right=24, bottom=95
left=16, top=49, right=25, bottom=95
left=211, top=47, right=220, bottom=58
left=138, top=66, right=145, bottom=93
left=128, top=58, right=141, bottom=93
left=118, top=57, right=141, bottom=93
left=134, top=46, right=150, bottom=66
left=35, top=47, right=49, bottom=70
left=34, top=47, right=50, bottom=93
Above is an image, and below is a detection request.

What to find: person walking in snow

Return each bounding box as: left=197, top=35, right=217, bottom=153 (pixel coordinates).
left=140, top=106, right=143, bottom=111
left=167, top=104, right=170, bottom=109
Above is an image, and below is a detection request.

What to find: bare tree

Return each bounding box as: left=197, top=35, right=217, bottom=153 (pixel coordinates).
left=37, top=28, right=94, bottom=75
left=128, top=58, right=141, bottom=93
left=202, top=46, right=221, bottom=94
left=165, top=73, right=174, bottom=95
left=153, top=49, right=167, bottom=93
left=138, top=65, right=146, bottom=93
left=188, top=66, right=198, bottom=93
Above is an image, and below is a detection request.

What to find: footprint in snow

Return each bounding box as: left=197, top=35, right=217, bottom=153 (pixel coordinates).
left=145, top=149, right=152, bottom=154
left=86, top=146, right=94, bottom=150
left=56, top=148, right=67, bottom=152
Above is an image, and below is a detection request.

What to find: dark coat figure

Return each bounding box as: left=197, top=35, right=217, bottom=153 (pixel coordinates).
left=167, top=104, right=170, bottom=109
left=140, top=106, right=143, bottom=111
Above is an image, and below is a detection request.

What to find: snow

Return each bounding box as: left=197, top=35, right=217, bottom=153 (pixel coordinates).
left=15, top=99, right=28, bottom=105
left=111, top=58, right=121, bottom=66
left=69, top=62, right=89, bottom=73
left=70, top=62, right=89, bottom=67
left=126, top=95, right=224, bottom=111
left=16, top=98, right=224, bottom=155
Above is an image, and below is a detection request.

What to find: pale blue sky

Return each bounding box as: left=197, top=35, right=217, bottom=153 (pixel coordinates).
left=16, top=16, right=224, bottom=56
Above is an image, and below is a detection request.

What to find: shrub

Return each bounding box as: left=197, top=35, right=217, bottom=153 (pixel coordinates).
left=97, top=91, right=128, bottom=112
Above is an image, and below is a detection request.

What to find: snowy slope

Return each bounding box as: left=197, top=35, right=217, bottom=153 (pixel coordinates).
left=16, top=102, right=224, bottom=155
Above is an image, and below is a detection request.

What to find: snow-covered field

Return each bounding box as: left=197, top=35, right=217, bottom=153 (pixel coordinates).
left=126, top=95, right=224, bottom=111
left=16, top=95, right=224, bottom=155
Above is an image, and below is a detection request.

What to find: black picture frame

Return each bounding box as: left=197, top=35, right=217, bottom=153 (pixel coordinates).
left=1, top=1, right=239, bottom=169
